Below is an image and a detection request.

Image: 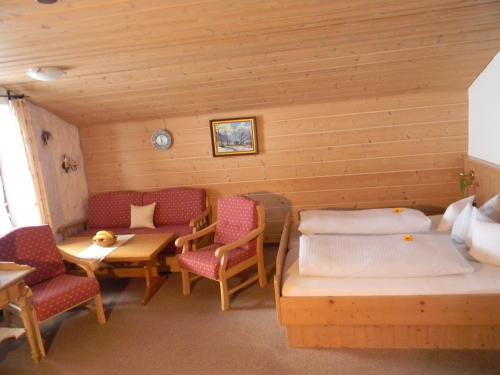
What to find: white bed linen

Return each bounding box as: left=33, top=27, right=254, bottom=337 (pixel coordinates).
left=428, top=214, right=443, bottom=231
left=299, top=232, right=473, bottom=278
left=282, top=229, right=500, bottom=297
left=299, top=208, right=432, bottom=235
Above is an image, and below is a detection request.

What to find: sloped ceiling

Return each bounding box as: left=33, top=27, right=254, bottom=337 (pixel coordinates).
left=0, top=0, right=499, bottom=126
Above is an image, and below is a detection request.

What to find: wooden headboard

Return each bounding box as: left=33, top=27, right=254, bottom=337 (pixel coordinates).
left=465, top=157, right=500, bottom=205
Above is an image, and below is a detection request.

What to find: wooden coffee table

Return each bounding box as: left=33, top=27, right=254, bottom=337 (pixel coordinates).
left=57, top=233, right=175, bottom=305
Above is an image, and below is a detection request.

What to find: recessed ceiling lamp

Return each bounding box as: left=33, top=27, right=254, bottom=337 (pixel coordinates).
left=26, top=67, right=66, bottom=81
left=35, top=0, right=58, bottom=4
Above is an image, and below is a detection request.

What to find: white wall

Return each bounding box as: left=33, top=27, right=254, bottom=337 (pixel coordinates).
left=468, top=52, right=500, bottom=166
left=28, top=102, right=89, bottom=238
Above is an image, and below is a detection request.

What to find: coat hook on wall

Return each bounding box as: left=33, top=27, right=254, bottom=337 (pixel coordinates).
left=41, top=130, right=52, bottom=145
left=62, top=154, right=78, bottom=173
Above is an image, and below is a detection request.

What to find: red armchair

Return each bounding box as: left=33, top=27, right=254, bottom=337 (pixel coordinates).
left=175, top=196, right=267, bottom=311
left=0, top=225, right=105, bottom=357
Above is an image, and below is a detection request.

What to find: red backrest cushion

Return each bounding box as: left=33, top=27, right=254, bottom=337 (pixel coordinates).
left=214, top=196, right=258, bottom=250
left=87, top=191, right=143, bottom=228
left=0, top=225, right=65, bottom=286
left=0, top=230, right=17, bottom=263
left=143, top=188, right=206, bottom=225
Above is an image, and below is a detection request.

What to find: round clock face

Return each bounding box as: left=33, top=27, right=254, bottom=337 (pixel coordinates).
left=151, top=129, right=172, bottom=150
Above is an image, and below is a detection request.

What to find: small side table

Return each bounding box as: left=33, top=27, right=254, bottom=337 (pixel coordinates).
left=0, top=262, right=42, bottom=363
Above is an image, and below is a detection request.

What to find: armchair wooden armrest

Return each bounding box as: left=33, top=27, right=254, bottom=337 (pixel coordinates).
left=57, top=219, right=88, bottom=239
left=57, top=248, right=99, bottom=277
left=175, top=222, right=217, bottom=247
left=214, top=226, right=264, bottom=258
left=189, top=206, right=211, bottom=230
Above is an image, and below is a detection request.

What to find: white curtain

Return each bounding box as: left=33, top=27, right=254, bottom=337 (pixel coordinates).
left=0, top=100, right=44, bottom=234
left=0, top=171, right=12, bottom=235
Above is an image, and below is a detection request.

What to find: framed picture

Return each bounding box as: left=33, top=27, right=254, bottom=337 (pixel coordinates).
left=210, top=117, right=258, bottom=157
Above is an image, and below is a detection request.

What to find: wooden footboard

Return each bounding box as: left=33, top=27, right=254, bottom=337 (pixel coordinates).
left=281, top=295, right=500, bottom=349
left=287, top=325, right=500, bottom=349
left=274, top=212, right=291, bottom=326
left=274, top=217, right=500, bottom=349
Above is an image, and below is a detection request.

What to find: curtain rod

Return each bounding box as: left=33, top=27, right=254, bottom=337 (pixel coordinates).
left=0, top=90, right=26, bottom=100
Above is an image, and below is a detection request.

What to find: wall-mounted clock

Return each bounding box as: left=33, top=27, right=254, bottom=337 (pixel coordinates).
left=151, top=129, right=173, bottom=151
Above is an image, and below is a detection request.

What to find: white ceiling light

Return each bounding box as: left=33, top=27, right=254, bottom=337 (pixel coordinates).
left=26, top=67, right=65, bottom=81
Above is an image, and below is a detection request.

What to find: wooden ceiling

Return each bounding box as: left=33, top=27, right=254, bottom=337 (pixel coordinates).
left=0, top=0, right=499, bottom=126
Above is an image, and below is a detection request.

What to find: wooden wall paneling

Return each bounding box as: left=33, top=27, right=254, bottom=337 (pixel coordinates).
left=465, top=157, right=500, bottom=205
left=81, top=91, right=467, bottom=242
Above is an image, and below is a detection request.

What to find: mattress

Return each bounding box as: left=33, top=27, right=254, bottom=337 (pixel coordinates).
left=282, top=215, right=500, bottom=297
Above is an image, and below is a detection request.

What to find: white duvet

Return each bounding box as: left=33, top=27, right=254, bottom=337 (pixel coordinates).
left=299, top=233, right=474, bottom=278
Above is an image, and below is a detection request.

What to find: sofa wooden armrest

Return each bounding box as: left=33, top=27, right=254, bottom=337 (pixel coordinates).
left=189, top=206, right=211, bottom=232
left=175, top=222, right=217, bottom=248
left=57, top=219, right=88, bottom=240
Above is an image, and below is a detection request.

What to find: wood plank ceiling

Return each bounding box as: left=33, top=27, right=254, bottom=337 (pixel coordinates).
left=0, top=0, right=499, bottom=127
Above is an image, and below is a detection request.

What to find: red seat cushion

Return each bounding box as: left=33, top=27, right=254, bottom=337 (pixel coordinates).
left=0, top=226, right=66, bottom=286
left=214, top=196, right=258, bottom=251
left=87, top=191, right=143, bottom=228
left=178, top=243, right=256, bottom=280
left=143, top=188, right=206, bottom=225
left=31, top=274, right=100, bottom=322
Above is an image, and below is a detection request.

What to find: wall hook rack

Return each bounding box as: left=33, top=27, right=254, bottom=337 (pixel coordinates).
left=62, top=154, right=78, bottom=173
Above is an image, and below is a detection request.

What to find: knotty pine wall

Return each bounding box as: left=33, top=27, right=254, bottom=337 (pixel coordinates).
left=81, top=90, right=466, bottom=242
left=465, top=157, right=500, bottom=206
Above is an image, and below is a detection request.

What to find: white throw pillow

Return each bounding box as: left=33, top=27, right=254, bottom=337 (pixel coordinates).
left=479, top=194, right=500, bottom=222
left=437, top=195, right=475, bottom=231
left=469, top=220, right=500, bottom=266
left=464, top=207, right=493, bottom=248
left=451, top=203, right=473, bottom=243
left=130, top=202, right=156, bottom=229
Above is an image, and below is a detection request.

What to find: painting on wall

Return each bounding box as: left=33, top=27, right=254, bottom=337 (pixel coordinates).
left=210, top=117, right=258, bottom=157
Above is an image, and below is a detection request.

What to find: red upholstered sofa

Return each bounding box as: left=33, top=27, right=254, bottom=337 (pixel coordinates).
left=58, top=188, right=210, bottom=256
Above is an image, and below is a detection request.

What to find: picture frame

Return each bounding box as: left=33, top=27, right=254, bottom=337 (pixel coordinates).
left=210, top=117, right=258, bottom=157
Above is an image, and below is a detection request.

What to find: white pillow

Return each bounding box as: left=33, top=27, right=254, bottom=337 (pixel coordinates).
left=130, top=202, right=156, bottom=229
left=437, top=195, right=475, bottom=231
left=464, top=207, right=493, bottom=248
left=451, top=203, right=473, bottom=243
left=479, top=194, right=500, bottom=222
left=469, top=220, right=500, bottom=266
left=298, top=208, right=431, bottom=235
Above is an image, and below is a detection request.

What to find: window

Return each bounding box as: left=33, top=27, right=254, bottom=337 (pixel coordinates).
left=0, top=102, right=42, bottom=234
left=0, top=171, right=12, bottom=235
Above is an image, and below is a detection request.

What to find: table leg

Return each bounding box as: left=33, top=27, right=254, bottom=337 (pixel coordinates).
left=141, top=260, right=165, bottom=305
left=17, top=285, right=44, bottom=362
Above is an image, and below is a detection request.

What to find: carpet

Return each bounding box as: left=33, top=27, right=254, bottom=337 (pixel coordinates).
left=1, top=271, right=500, bottom=375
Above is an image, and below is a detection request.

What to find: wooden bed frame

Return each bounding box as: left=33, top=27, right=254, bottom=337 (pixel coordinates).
left=274, top=213, right=500, bottom=349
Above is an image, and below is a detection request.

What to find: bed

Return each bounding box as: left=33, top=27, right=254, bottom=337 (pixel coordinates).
left=274, top=213, right=500, bottom=349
